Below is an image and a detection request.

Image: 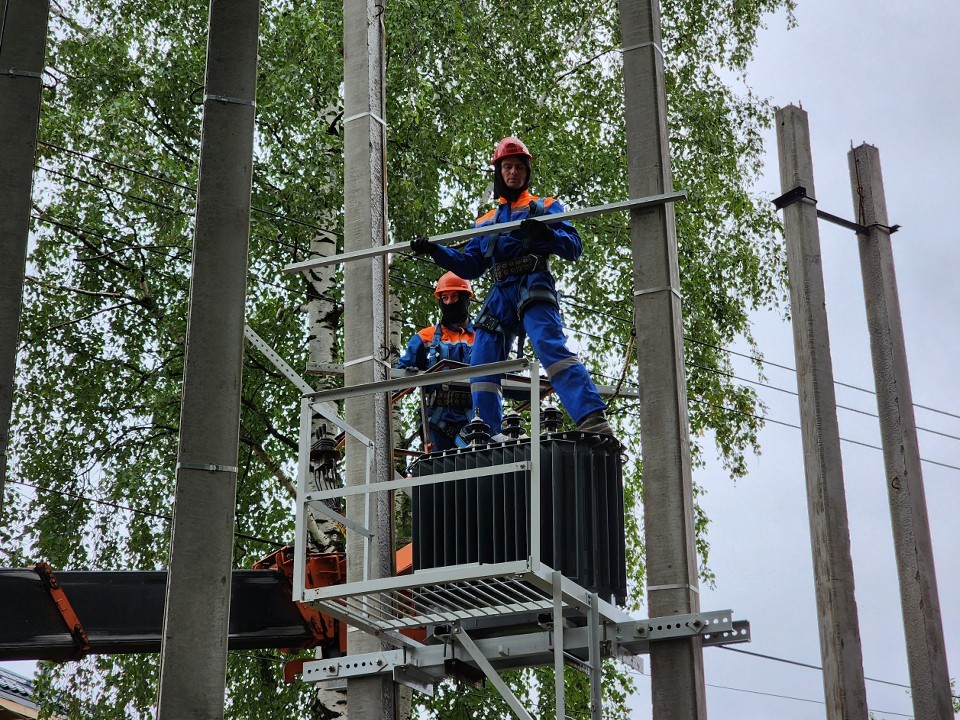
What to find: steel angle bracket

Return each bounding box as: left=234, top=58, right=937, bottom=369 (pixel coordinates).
left=244, top=324, right=314, bottom=396
left=614, top=609, right=733, bottom=643
left=393, top=663, right=437, bottom=696
left=703, top=618, right=751, bottom=647
left=640, top=608, right=735, bottom=639
left=303, top=650, right=399, bottom=684
left=610, top=610, right=750, bottom=657
left=302, top=649, right=440, bottom=696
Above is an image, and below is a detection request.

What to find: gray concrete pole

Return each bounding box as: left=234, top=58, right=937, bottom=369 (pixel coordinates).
left=0, top=0, right=50, bottom=517
left=848, top=143, right=953, bottom=719
left=342, top=0, right=396, bottom=718
left=617, top=1, right=706, bottom=717
left=775, top=105, right=869, bottom=719
left=156, top=2, right=259, bottom=718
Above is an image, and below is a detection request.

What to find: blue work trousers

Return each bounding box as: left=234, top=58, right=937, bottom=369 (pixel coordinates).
left=469, top=297, right=605, bottom=435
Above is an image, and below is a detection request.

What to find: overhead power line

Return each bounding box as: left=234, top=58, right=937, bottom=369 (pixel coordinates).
left=692, top=398, right=960, bottom=473
left=560, top=295, right=960, bottom=425
left=626, top=667, right=915, bottom=718
left=31, top=141, right=960, bottom=457
left=718, top=645, right=960, bottom=699
left=37, top=139, right=339, bottom=236
left=24, top=210, right=960, bottom=468
left=7, top=479, right=284, bottom=548
left=33, top=141, right=960, bottom=420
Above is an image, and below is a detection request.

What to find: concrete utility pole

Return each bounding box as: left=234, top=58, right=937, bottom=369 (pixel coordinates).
left=618, top=1, right=706, bottom=716
left=775, top=105, right=869, bottom=719
left=0, top=0, right=50, bottom=516
left=342, top=0, right=397, bottom=718
left=156, top=2, right=259, bottom=718
left=848, top=143, right=953, bottom=719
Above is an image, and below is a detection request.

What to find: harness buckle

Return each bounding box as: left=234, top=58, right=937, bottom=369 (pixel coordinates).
left=491, top=254, right=549, bottom=283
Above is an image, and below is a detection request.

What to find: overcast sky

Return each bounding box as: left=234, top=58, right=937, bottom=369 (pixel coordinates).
left=5, top=1, right=960, bottom=718
left=630, top=0, right=960, bottom=717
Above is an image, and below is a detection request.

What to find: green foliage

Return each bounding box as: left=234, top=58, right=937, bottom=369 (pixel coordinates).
left=8, top=0, right=793, bottom=716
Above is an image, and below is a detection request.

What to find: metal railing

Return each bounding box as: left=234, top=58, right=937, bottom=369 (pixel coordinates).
left=292, top=357, right=544, bottom=612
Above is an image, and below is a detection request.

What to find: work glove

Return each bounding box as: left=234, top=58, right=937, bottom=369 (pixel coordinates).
left=410, top=234, right=433, bottom=255
left=520, top=217, right=554, bottom=245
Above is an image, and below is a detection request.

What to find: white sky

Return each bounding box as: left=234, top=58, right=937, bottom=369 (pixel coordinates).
left=4, top=1, right=959, bottom=718
left=630, top=0, right=960, bottom=717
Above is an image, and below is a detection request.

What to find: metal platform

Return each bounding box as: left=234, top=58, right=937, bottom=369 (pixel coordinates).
left=241, top=332, right=752, bottom=720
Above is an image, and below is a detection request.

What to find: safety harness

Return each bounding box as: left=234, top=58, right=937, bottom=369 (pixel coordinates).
left=475, top=197, right=561, bottom=349
left=490, top=253, right=550, bottom=282
left=425, top=323, right=473, bottom=440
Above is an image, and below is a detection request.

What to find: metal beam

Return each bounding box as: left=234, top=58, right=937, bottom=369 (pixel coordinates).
left=299, top=612, right=749, bottom=690
left=0, top=568, right=320, bottom=661
left=309, top=358, right=529, bottom=400
left=282, top=192, right=686, bottom=274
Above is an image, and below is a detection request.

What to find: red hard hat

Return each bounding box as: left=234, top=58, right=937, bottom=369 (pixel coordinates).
left=434, top=271, right=474, bottom=298
left=491, top=136, right=532, bottom=165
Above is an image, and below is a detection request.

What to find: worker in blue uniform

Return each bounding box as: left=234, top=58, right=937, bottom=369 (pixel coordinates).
left=396, top=272, right=476, bottom=450
left=411, top=136, right=614, bottom=439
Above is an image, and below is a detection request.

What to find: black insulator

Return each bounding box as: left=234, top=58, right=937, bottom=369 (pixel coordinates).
left=501, top=407, right=525, bottom=440
left=540, top=402, right=563, bottom=434
left=461, top=409, right=491, bottom=446
left=310, top=435, right=340, bottom=465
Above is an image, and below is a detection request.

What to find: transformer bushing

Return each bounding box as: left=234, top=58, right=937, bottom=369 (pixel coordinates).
left=501, top=407, right=525, bottom=440
left=540, top=402, right=563, bottom=434
left=460, top=410, right=492, bottom=447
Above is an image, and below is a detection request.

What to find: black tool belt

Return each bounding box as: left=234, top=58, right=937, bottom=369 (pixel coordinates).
left=491, top=254, right=549, bottom=282
left=426, top=389, right=473, bottom=408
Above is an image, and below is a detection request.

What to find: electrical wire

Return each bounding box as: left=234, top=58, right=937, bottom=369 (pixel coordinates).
left=7, top=479, right=284, bottom=548
left=38, top=165, right=188, bottom=215
left=34, top=140, right=960, bottom=431
left=691, top=397, right=960, bottom=473
left=32, top=132, right=960, bottom=476
left=37, top=139, right=340, bottom=236
left=684, top=358, right=960, bottom=444
left=39, top=139, right=196, bottom=192
left=559, top=295, right=960, bottom=426
left=565, top=324, right=960, bottom=445
left=625, top=667, right=915, bottom=718
left=24, top=212, right=960, bottom=472
left=718, top=646, right=960, bottom=700
left=31, top=137, right=960, bottom=426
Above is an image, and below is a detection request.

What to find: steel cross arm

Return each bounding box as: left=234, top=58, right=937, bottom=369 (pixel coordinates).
left=282, top=191, right=686, bottom=274
left=305, top=358, right=530, bottom=400
left=303, top=618, right=750, bottom=682
left=297, top=616, right=752, bottom=691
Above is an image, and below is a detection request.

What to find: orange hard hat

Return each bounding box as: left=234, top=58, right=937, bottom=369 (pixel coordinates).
left=491, top=136, right=532, bottom=165
left=434, top=272, right=473, bottom=298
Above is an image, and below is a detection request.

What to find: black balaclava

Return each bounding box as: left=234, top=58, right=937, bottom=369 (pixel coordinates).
left=439, top=294, right=471, bottom=326
left=493, top=156, right=532, bottom=203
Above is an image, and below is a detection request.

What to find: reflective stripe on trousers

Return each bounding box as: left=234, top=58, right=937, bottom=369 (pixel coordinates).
left=469, top=301, right=605, bottom=435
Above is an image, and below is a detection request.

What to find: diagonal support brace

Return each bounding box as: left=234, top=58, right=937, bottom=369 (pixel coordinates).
left=452, top=627, right=535, bottom=720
